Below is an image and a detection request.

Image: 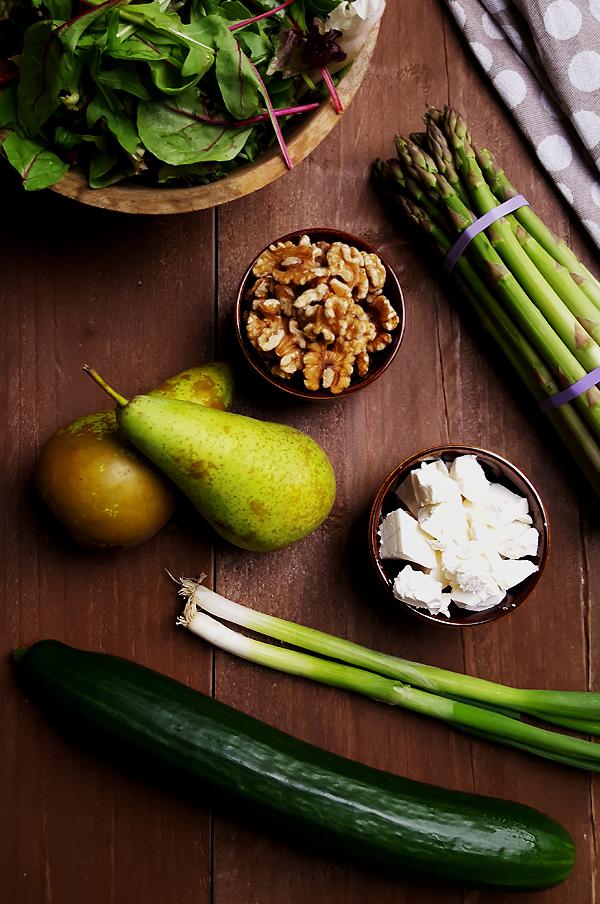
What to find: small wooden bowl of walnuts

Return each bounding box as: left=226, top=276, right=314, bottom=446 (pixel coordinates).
left=235, top=228, right=405, bottom=399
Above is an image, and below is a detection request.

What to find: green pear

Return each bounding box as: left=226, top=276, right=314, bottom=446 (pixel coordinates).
left=85, top=368, right=336, bottom=552
left=37, top=363, right=235, bottom=548
left=152, top=361, right=233, bottom=410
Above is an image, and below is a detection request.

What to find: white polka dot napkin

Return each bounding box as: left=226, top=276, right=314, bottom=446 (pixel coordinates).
left=445, top=0, right=600, bottom=249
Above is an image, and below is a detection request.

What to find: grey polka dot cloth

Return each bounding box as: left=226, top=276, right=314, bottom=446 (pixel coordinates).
left=445, top=0, right=600, bottom=250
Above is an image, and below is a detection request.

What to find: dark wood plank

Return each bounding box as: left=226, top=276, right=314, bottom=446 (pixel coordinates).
left=0, top=185, right=216, bottom=904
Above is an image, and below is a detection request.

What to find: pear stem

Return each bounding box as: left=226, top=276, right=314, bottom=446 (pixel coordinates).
left=83, top=366, right=129, bottom=407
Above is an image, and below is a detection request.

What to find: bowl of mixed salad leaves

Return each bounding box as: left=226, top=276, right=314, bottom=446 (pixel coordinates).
left=0, top=0, right=383, bottom=212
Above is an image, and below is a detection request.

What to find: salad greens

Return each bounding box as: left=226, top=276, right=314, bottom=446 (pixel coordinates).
left=0, top=0, right=353, bottom=189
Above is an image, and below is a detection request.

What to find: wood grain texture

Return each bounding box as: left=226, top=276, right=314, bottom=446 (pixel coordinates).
left=1, top=0, right=599, bottom=901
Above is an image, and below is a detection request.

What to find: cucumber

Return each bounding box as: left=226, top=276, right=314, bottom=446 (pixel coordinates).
left=14, top=641, right=575, bottom=889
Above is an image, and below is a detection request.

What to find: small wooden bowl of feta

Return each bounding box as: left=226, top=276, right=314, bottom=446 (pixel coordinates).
left=368, top=446, right=549, bottom=627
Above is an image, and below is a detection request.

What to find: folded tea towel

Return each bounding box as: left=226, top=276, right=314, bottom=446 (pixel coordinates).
left=444, top=0, right=600, bottom=251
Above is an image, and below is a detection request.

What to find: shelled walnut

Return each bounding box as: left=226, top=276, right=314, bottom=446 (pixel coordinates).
left=244, top=235, right=400, bottom=395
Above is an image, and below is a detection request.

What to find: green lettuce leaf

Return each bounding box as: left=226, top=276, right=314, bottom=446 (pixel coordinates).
left=1, top=131, right=68, bottom=189
left=137, top=87, right=252, bottom=164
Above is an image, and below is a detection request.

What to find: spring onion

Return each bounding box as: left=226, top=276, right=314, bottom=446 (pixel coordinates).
left=176, top=577, right=600, bottom=771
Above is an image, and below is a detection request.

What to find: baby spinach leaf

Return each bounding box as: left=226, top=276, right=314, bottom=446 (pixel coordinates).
left=87, top=84, right=140, bottom=154
left=120, top=1, right=214, bottom=75
left=16, top=19, right=83, bottom=134
left=58, top=0, right=124, bottom=53
left=137, top=88, right=252, bottom=164
left=54, top=124, right=104, bottom=148
left=267, top=74, right=295, bottom=104
left=96, top=64, right=150, bottom=98
left=1, top=131, right=68, bottom=189
left=216, top=38, right=260, bottom=118
left=218, top=0, right=253, bottom=21
left=107, top=29, right=176, bottom=62
left=0, top=84, right=17, bottom=129
left=189, top=0, right=220, bottom=19
left=41, top=0, right=72, bottom=21
left=88, top=141, right=133, bottom=186
left=237, top=30, right=271, bottom=63
left=199, top=15, right=260, bottom=119
left=16, top=21, right=64, bottom=134
left=149, top=59, right=202, bottom=94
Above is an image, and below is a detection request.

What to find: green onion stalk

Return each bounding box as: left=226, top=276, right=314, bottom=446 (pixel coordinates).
left=372, top=105, right=600, bottom=502
left=177, top=578, right=600, bottom=771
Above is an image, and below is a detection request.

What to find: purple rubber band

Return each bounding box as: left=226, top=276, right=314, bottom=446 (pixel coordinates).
left=539, top=366, right=600, bottom=411
left=444, top=195, right=530, bottom=273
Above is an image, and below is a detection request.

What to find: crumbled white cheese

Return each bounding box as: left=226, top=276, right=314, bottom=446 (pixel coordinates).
left=378, top=508, right=437, bottom=569
left=380, top=453, right=540, bottom=618
left=450, top=455, right=490, bottom=504
left=412, top=460, right=462, bottom=506
left=417, top=500, right=469, bottom=543
left=393, top=566, right=451, bottom=617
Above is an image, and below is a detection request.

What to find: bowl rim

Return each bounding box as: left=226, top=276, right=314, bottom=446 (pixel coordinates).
left=234, top=226, right=406, bottom=401
left=19, top=22, right=381, bottom=214
left=368, top=444, right=550, bottom=628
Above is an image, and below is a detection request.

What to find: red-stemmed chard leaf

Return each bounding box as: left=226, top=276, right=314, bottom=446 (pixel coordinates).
left=228, top=0, right=296, bottom=32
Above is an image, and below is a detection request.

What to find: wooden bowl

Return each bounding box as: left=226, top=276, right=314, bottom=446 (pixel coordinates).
left=234, top=227, right=405, bottom=401
left=42, top=24, right=380, bottom=214
left=368, top=445, right=549, bottom=627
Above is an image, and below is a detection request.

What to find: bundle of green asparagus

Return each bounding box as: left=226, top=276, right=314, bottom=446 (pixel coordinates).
left=373, top=107, right=600, bottom=502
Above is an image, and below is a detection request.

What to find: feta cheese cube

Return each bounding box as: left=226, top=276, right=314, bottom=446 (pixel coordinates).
left=516, top=513, right=533, bottom=525
left=450, top=588, right=507, bottom=611
left=395, top=472, right=420, bottom=517
left=439, top=540, right=469, bottom=577
left=467, top=514, right=499, bottom=548
left=450, top=455, right=490, bottom=504
left=378, top=508, right=437, bottom=569
left=393, top=565, right=451, bottom=617
left=417, top=501, right=469, bottom=544
left=492, top=557, right=539, bottom=591
left=442, top=540, right=502, bottom=597
left=496, top=522, right=539, bottom=559
left=428, top=550, right=447, bottom=586
left=412, top=460, right=462, bottom=506
left=487, top=482, right=530, bottom=523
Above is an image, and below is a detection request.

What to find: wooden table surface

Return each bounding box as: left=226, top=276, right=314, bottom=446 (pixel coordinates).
left=2, top=1, right=600, bottom=901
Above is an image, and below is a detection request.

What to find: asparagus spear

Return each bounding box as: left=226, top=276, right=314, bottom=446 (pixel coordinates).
left=423, top=119, right=470, bottom=207
left=392, top=140, right=600, bottom=440
left=475, top=145, right=600, bottom=312
left=510, top=221, right=600, bottom=345
left=423, top=111, right=600, bottom=334
left=394, top=190, right=600, bottom=498
left=443, top=109, right=600, bottom=375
